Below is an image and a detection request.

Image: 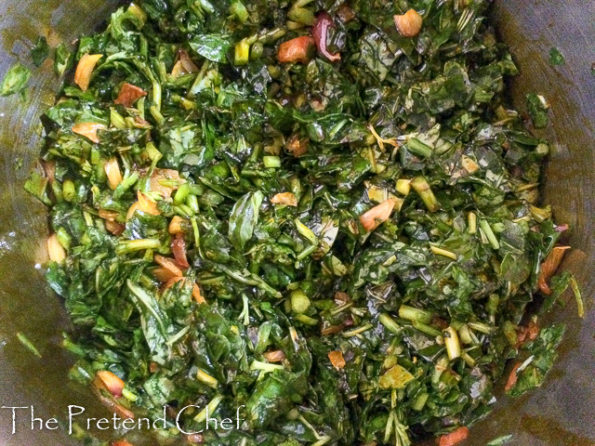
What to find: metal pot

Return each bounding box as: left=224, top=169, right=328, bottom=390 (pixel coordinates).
left=0, top=1, right=592, bottom=444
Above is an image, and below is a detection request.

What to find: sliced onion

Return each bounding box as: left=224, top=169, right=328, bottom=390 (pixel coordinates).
left=312, top=12, right=341, bottom=62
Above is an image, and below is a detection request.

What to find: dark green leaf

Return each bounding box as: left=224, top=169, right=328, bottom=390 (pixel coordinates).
left=189, top=34, right=231, bottom=63
left=31, top=36, right=50, bottom=67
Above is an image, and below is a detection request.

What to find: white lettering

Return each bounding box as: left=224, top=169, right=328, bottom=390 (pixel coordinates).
left=96, top=417, right=109, bottom=430
left=67, top=405, right=85, bottom=435
left=86, top=417, right=96, bottom=431
left=205, top=406, right=218, bottom=430
left=45, top=418, right=59, bottom=430
left=236, top=405, right=245, bottom=429
left=152, top=405, right=168, bottom=430
left=1, top=406, right=28, bottom=434
left=30, top=406, right=44, bottom=430
left=122, top=417, right=137, bottom=430
left=175, top=405, right=202, bottom=435
left=220, top=417, right=233, bottom=430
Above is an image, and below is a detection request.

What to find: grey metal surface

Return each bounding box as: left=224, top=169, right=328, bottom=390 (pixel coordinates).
left=0, top=1, right=592, bottom=444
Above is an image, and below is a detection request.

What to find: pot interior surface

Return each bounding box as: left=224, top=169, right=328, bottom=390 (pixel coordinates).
left=0, top=1, right=592, bottom=445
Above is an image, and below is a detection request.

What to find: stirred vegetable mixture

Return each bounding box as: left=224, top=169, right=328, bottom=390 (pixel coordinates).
left=25, top=0, right=582, bottom=444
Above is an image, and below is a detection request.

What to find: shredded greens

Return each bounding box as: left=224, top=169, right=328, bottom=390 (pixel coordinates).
left=28, top=0, right=578, bottom=444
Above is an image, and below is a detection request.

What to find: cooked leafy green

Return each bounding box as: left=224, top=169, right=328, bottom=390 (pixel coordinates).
left=28, top=0, right=575, bottom=444
left=0, top=62, right=31, bottom=96
left=548, top=47, right=565, bottom=66
left=526, top=93, right=549, bottom=129
left=31, top=36, right=50, bottom=67
left=506, top=324, right=565, bottom=397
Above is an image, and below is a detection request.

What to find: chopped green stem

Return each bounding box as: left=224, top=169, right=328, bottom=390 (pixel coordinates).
left=194, top=394, right=224, bottom=422
left=116, top=238, right=160, bottom=254
left=216, top=264, right=281, bottom=298
left=174, top=183, right=190, bottom=204
left=398, top=305, right=433, bottom=324
left=467, top=211, right=477, bottom=234
left=196, top=369, right=219, bottom=388
left=294, top=218, right=318, bottom=245
left=379, top=313, right=401, bottom=334
left=250, top=360, right=284, bottom=373
left=410, top=176, right=440, bottom=212
left=16, top=332, right=42, bottom=358
left=412, top=320, right=441, bottom=337
left=411, top=393, right=429, bottom=411
left=443, top=327, right=461, bottom=360
left=570, top=276, right=584, bottom=318
left=468, top=321, right=493, bottom=334
left=297, top=244, right=317, bottom=260
left=430, top=245, right=458, bottom=260
left=406, top=138, right=433, bottom=158
left=343, top=324, right=373, bottom=337
left=479, top=219, right=500, bottom=249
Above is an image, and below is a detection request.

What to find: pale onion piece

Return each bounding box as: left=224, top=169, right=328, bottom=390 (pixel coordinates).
left=270, top=192, right=298, bottom=207
left=168, top=216, right=186, bottom=235
left=263, top=350, right=286, bottom=363
left=137, top=191, right=160, bottom=215
left=98, top=209, right=119, bottom=221
left=163, top=276, right=185, bottom=289
left=149, top=168, right=182, bottom=197
left=47, top=233, right=66, bottom=263
left=74, top=54, right=103, bottom=91
left=154, top=254, right=183, bottom=278
left=105, top=220, right=125, bottom=235
left=104, top=157, right=123, bottom=190
left=42, top=160, right=56, bottom=183
left=461, top=155, right=479, bottom=174
left=285, top=134, right=309, bottom=157
left=72, top=122, right=106, bottom=144
left=153, top=266, right=178, bottom=283
left=366, top=185, right=388, bottom=203
left=171, top=234, right=190, bottom=268
left=394, top=9, right=423, bottom=37
left=126, top=201, right=140, bottom=220
left=192, top=283, right=205, bottom=304
left=170, top=60, right=187, bottom=78
left=171, top=50, right=199, bottom=78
